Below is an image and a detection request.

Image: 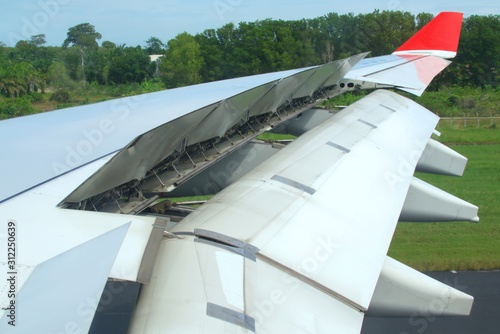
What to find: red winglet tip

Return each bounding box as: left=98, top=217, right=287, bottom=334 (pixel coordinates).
left=394, top=12, right=463, bottom=58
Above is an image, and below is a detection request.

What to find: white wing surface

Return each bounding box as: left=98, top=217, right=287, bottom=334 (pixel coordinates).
left=344, top=54, right=451, bottom=96
left=131, top=90, right=476, bottom=333
left=0, top=223, right=129, bottom=333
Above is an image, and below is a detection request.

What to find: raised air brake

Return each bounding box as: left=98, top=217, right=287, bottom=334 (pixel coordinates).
left=61, top=54, right=367, bottom=212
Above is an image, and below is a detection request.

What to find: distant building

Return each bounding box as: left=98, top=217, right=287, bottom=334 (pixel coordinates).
left=149, top=55, right=164, bottom=77
left=149, top=55, right=163, bottom=62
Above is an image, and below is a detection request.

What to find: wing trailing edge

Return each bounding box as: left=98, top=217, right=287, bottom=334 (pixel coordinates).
left=131, top=90, right=436, bottom=331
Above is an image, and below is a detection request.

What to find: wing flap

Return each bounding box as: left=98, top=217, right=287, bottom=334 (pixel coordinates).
left=131, top=236, right=364, bottom=333
left=173, top=90, right=439, bottom=310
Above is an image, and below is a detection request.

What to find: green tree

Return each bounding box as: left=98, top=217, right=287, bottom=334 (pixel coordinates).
left=63, top=23, right=102, bottom=85
left=160, top=32, right=204, bottom=88
left=15, top=40, right=36, bottom=61
left=102, top=40, right=116, bottom=49
left=230, top=21, right=268, bottom=75
left=98, top=41, right=117, bottom=83
left=62, top=47, right=82, bottom=81
left=196, top=29, right=224, bottom=82
left=290, top=19, right=320, bottom=65
left=145, top=37, right=165, bottom=55
left=108, top=46, right=152, bottom=84
left=214, top=23, right=238, bottom=78
left=458, top=15, right=500, bottom=87
left=47, top=61, right=73, bottom=89
left=314, top=14, right=341, bottom=62
left=221, top=19, right=303, bottom=76
left=0, top=62, right=41, bottom=97
left=29, top=34, right=47, bottom=46
left=416, top=13, right=434, bottom=29
left=83, top=48, right=107, bottom=84
left=14, top=37, right=55, bottom=76
left=360, top=11, right=415, bottom=56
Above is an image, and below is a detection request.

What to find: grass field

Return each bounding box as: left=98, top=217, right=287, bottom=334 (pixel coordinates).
left=388, top=123, right=500, bottom=270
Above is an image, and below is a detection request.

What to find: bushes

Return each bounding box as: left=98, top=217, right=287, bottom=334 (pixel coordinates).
left=323, top=86, right=500, bottom=118
left=25, top=91, right=44, bottom=103
left=407, top=86, right=499, bottom=117
left=322, top=91, right=367, bottom=109
left=106, top=80, right=165, bottom=97
left=50, top=89, right=71, bottom=103
left=0, top=97, right=36, bottom=119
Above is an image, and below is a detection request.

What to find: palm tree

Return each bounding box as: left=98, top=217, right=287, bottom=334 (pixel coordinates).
left=0, top=62, right=42, bottom=97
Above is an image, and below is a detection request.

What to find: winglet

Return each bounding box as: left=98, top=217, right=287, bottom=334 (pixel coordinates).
left=393, top=12, right=463, bottom=59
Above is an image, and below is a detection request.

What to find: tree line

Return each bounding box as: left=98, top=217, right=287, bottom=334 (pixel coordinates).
left=0, top=11, right=498, bottom=102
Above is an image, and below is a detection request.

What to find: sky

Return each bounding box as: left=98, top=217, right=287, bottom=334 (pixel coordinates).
left=1, top=0, right=499, bottom=47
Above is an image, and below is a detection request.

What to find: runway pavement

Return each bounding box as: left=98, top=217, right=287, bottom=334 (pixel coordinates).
left=361, top=270, right=500, bottom=334
left=89, top=270, right=500, bottom=333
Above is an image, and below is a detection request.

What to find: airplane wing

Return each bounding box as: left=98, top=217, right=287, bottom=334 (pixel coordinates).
left=0, top=12, right=476, bottom=334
